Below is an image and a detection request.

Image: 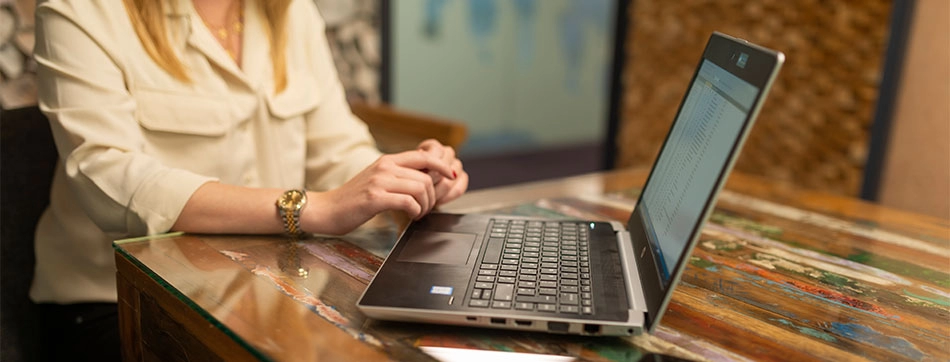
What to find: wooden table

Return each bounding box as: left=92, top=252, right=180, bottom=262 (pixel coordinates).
left=114, top=168, right=950, bottom=361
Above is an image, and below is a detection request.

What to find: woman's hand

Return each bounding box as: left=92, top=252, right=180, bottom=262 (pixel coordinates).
left=304, top=148, right=458, bottom=235
left=416, top=139, right=469, bottom=206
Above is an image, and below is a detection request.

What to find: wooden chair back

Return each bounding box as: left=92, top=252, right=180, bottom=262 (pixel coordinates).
left=350, top=101, right=468, bottom=153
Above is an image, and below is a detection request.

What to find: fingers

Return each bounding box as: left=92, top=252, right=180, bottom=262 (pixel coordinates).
left=435, top=168, right=469, bottom=206
left=417, top=139, right=447, bottom=157
left=383, top=176, right=435, bottom=218
left=390, top=149, right=456, bottom=180
left=372, top=155, right=440, bottom=217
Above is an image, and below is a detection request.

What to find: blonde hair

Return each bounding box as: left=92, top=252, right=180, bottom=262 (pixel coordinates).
left=122, top=0, right=291, bottom=93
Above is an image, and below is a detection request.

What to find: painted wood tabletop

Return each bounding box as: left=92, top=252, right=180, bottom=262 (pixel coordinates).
left=116, top=168, right=950, bottom=361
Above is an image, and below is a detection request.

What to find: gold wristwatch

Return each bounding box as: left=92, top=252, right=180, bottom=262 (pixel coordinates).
left=276, top=189, right=307, bottom=236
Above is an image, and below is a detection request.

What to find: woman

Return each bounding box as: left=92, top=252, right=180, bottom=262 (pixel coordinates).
left=31, top=0, right=468, bottom=359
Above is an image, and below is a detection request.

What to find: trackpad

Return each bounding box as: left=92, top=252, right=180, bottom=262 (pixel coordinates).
left=397, top=231, right=476, bottom=265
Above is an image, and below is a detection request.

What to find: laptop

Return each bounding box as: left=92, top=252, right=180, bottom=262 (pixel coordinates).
left=358, top=32, right=784, bottom=336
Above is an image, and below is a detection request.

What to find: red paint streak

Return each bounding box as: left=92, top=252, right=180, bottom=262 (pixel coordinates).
left=330, top=241, right=383, bottom=268
left=701, top=254, right=889, bottom=316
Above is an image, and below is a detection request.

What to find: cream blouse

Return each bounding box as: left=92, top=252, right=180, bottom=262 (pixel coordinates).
left=31, top=0, right=382, bottom=303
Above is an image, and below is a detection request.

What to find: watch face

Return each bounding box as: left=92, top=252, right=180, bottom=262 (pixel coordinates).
left=278, top=190, right=306, bottom=210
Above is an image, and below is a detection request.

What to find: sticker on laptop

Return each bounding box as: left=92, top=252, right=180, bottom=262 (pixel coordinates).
left=429, top=286, right=453, bottom=295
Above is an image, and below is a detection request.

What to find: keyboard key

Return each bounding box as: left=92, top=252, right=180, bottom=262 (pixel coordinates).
left=517, top=294, right=557, bottom=304
left=515, top=302, right=535, bottom=310
left=560, top=293, right=579, bottom=305
left=499, top=270, right=517, bottom=277
left=561, top=286, right=579, bottom=293
left=491, top=301, right=512, bottom=309
left=483, top=237, right=505, bottom=264
left=539, top=281, right=557, bottom=288
left=537, top=304, right=557, bottom=312
left=478, top=269, right=497, bottom=276
left=471, top=289, right=482, bottom=299
left=517, top=288, right=536, bottom=295
left=497, top=276, right=516, bottom=284
left=539, top=288, right=557, bottom=295
left=469, top=300, right=489, bottom=308
left=495, top=284, right=514, bottom=301
left=475, top=282, right=493, bottom=289
left=476, top=276, right=496, bottom=282
left=518, top=281, right=537, bottom=288
left=560, top=305, right=580, bottom=313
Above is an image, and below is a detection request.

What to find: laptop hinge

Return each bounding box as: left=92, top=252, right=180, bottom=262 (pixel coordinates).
left=615, top=225, right=649, bottom=317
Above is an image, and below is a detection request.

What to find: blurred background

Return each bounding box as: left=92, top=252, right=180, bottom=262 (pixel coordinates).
left=0, top=1, right=948, bottom=360
left=1, top=0, right=947, bottom=217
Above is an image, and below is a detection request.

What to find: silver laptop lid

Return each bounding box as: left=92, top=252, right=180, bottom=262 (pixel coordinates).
left=625, top=32, right=784, bottom=331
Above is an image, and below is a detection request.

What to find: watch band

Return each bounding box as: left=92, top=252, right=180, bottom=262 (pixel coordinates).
left=276, top=189, right=307, bottom=236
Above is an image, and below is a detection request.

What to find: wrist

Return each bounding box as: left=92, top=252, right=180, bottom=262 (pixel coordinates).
left=276, top=189, right=308, bottom=236
left=298, top=191, right=325, bottom=234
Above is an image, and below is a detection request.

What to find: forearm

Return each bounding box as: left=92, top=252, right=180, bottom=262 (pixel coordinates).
left=172, top=182, right=287, bottom=234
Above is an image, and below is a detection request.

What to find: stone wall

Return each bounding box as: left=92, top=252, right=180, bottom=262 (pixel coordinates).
left=615, top=0, right=893, bottom=196
left=0, top=0, right=37, bottom=109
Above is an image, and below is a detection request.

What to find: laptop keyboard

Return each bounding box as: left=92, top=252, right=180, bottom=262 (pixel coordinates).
left=467, top=219, right=594, bottom=315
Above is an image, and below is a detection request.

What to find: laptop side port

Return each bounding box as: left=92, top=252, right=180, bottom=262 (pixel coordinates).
left=490, top=318, right=506, bottom=325
left=547, top=321, right=569, bottom=332
left=465, top=316, right=477, bottom=322
left=514, top=320, right=532, bottom=327
left=583, top=324, right=601, bottom=334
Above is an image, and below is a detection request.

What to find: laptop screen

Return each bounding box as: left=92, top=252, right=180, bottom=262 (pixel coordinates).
left=638, top=59, right=760, bottom=286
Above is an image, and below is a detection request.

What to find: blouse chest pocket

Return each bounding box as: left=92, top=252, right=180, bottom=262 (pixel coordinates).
left=134, top=89, right=233, bottom=136
left=264, top=82, right=320, bottom=121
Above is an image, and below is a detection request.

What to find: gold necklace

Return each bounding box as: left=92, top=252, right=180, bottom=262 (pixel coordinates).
left=199, top=2, right=244, bottom=61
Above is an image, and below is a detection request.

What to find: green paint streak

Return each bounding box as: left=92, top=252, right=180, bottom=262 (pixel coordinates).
left=771, top=318, right=837, bottom=343
left=859, top=255, right=950, bottom=288
left=779, top=242, right=948, bottom=289
left=819, top=272, right=852, bottom=288
left=904, top=289, right=950, bottom=307
left=846, top=251, right=872, bottom=264
left=709, top=212, right=784, bottom=238
left=799, top=327, right=838, bottom=343
left=690, top=257, right=717, bottom=269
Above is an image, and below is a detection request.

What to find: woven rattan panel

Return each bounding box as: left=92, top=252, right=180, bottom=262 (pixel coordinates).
left=615, top=0, right=892, bottom=196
